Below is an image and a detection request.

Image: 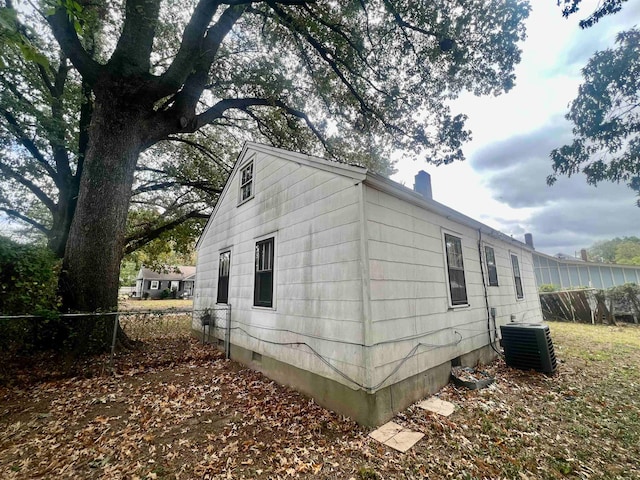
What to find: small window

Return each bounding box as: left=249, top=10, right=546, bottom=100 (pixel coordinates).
left=239, top=161, right=254, bottom=203
left=254, top=238, right=274, bottom=307
left=217, top=251, right=231, bottom=304
left=444, top=233, right=468, bottom=306
left=484, top=246, right=499, bottom=287
left=511, top=254, right=524, bottom=299
left=150, top=280, right=159, bottom=290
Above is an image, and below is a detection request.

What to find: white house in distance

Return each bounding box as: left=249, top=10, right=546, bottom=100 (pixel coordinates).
left=135, top=266, right=196, bottom=299
left=194, top=142, right=542, bottom=426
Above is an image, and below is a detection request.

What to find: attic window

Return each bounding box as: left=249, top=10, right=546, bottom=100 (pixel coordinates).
left=239, top=161, right=254, bottom=203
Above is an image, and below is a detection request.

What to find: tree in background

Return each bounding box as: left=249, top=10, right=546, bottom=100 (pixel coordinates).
left=588, top=236, right=640, bottom=264
left=0, top=8, right=230, bottom=258
left=2, top=0, right=531, bottom=352
left=548, top=28, right=640, bottom=203
left=558, top=0, right=630, bottom=28
left=551, top=1, right=638, bottom=204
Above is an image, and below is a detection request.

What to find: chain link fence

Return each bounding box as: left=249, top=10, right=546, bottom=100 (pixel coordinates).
left=0, top=306, right=231, bottom=369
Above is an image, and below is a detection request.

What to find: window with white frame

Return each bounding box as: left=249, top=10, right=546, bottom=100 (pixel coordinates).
left=444, top=233, right=468, bottom=306
left=217, top=251, right=231, bottom=304
left=254, top=237, right=274, bottom=307
left=150, top=280, right=159, bottom=290
left=484, top=245, right=499, bottom=287
left=511, top=254, right=524, bottom=299
left=239, top=161, right=254, bottom=203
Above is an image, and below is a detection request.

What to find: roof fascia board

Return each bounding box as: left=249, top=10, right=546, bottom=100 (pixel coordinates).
left=364, top=173, right=530, bottom=250
left=196, top=143, right=253, bottom=250
left=243, top=142, right=367, bottom=181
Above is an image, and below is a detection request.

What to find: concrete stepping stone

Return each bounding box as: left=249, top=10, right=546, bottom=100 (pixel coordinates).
left=417, top=396, right=455, bottom=417
left=368, top=421, right=424, bottom=453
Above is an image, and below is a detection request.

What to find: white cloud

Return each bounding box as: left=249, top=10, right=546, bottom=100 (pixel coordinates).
left=392, top=1, right=640, bottom=256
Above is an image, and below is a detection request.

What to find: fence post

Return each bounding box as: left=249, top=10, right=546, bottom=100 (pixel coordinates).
left=224, top=305, right=231, bottom=359
left=109, top=313, right=119, bottom=369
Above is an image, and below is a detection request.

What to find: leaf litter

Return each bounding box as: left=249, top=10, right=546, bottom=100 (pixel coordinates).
left=1, top=322, right=639, bottom=479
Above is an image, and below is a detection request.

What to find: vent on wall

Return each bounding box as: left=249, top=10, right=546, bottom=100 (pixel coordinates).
left=500, top=323, right=557, bottom=374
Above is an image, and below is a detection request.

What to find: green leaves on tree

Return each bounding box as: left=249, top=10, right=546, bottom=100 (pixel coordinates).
left=549, top=28, right=640, bottom=205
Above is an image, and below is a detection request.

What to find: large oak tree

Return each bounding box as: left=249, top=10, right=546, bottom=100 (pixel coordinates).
left=4, top=0, right=531, bottom=328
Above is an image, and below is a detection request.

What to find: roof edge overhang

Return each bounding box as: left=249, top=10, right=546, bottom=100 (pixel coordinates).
left=364, top=172, right=531, bottom=251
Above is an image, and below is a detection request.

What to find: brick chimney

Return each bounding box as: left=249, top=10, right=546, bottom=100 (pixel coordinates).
left=524, top=233, right=534, bottom=249
left=580, top=249, right=588, bottom=261
left=414, top=170, right=432, bottom=199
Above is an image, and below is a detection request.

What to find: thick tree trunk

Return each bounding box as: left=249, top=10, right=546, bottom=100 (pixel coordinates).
left=59, top=88, right=145, bottom=314
left=48, top=192, right=77, bottom=258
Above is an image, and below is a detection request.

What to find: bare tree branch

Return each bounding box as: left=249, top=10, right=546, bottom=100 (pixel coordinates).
left=0, top=206, right=50, bottom=234
left=124, top=209, right=209, bottom=254
left=0, top=163, right=57, bottom=213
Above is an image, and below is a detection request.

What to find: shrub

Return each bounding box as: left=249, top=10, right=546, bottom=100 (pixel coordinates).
left=0, top=236, right=61, bottom=352
left=539, top=284, right=558, bottom=293
left=0, top=236, right=60, bottom=315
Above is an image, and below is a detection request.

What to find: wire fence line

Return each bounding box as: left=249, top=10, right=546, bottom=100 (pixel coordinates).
left=0, top=307, right=232, bottom=366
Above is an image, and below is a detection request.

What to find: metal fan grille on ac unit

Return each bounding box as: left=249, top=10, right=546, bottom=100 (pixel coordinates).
left=500, top=323, right=557, bottom=374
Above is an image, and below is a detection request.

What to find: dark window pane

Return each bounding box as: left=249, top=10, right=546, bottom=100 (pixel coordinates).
left=485, top=246, right=499, bottom=286
left=240, top=162, right=253, bottom=201
left=217, top=251, right=230, bottom=304
left=254, top=238, right=274, bottom=307
left=511, top=255, right=524, bottom=299
left=444, top=234, right=468, bottom=305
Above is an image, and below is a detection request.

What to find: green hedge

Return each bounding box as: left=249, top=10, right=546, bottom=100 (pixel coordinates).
left=0, top=236, right=60, bottom=315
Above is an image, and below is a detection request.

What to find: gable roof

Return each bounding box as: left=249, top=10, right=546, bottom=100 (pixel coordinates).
left=136, top=266, right=196, bottom=281
left=197, top=142, right=530, bottom=251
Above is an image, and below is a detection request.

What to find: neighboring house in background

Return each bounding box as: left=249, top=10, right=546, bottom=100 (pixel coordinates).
left=135, top=266, right=196, bottom=299
left=530, top=245, right=640, bottom=290
left=194, top=142, right=543, bottom=426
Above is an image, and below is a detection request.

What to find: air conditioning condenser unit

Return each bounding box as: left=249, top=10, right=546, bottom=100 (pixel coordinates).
left=500, top=323, right=557, bottom=374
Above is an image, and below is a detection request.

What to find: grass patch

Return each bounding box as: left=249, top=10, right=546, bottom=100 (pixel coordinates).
left=118, top=298, right=193, bottom=311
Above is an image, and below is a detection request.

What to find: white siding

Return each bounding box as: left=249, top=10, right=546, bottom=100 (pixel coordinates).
left=364, top=185, right=542, bottom=390
left=195, top=149, right=365, bottom=387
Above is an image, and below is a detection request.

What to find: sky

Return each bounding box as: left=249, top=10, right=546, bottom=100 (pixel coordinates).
left=1, top=1, right=637, bottom=254
left=391, top=0, right=640, bottom=257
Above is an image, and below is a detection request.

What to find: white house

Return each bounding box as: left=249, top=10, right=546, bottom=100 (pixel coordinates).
left=193, top=142, right=543, bottom=425
left=135, top=266, right=196, bottom=299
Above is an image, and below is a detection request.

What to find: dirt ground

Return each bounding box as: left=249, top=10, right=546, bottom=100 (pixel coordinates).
left=1, top=322, right=639, bottom=479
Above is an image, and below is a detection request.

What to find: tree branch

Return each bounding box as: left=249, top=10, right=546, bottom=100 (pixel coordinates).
left=46, top=7, right=101, bottom=84
left=0, top=207, right=50, bottom=234
left=0, top=106, right=61, bottom=186
left=0, top=163, right=57, bottom=213
left=109, top=0, right=161, bottom=76
left=124, top=209, right=208, bottom=254
left=171, top=4, right=247, bottom=123
left=165, top=136, right=233, bottom=173
left=157, top=0, right=223, bottom=96
left=132, top=180, right=222, bottom=196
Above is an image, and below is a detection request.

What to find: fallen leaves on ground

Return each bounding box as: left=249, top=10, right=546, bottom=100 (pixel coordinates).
left=1, top=322, right=639, bottom=479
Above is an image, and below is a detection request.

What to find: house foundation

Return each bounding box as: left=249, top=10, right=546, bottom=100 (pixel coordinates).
left=194, top=329, right=499, bottom=426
